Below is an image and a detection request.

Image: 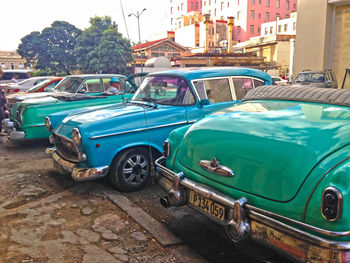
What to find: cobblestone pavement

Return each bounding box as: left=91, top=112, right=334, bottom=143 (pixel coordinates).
left=0, top=137, right=294, bottom=263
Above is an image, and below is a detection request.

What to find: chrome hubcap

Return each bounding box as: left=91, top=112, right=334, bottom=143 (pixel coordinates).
left=122, top=154, right=149, bottom=185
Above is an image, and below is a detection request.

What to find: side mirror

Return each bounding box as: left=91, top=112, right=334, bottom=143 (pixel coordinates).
left=199, top=99, right=210, bottom=106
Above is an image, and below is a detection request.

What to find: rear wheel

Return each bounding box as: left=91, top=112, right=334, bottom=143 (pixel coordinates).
left=109, top=148, right=152, bottom=192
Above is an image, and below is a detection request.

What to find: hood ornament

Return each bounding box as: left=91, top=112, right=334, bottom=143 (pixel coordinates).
left=199, top=157, right=234, bottom=177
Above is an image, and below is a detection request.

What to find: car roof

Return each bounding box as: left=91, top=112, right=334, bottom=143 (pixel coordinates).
left=63, top=74, right=126, bottom=79
left=3, top=69, right=31, bottom=73
left=148, top=67, right=271, bottom=81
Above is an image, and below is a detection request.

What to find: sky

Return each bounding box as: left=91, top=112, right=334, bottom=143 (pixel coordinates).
left=0, top=0, right=169, bottom=51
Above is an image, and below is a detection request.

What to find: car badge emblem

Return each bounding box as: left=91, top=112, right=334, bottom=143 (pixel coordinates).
left=199, top=157, right=234, bottom=177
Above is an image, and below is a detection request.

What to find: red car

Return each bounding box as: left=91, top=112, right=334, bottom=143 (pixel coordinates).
left=26, top=77, right=63, bottom=93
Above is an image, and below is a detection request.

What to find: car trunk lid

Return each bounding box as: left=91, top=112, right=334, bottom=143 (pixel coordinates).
left=177, top=101, right=350, bottom=202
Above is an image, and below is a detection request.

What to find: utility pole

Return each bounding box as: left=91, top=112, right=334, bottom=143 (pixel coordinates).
left=129, top=8, right=146, bottom=73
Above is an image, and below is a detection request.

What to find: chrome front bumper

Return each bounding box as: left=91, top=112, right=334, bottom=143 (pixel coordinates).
left=155, top=156, right=350, bottom=263
left=46, top=147, right=109, bottom=181
left=2, top=118, right=25, bottom=140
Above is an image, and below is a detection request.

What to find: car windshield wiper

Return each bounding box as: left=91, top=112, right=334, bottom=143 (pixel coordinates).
left=129, top=99, right=157, bottom=108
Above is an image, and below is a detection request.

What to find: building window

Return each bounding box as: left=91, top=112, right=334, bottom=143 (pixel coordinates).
left=250, top=10, right=255, bottom=19
left=278, top=24, right=282, bottom=32
left=264, top=27, right=268, bottom=35
left=10, top=63, right=15, bottom=70
left=237, top=26, right=241, bottom=34
left=265, top=12, right=269, bottom=21
left=171, top=7, right=173, bottom=14
left=221, top=2, right=223, bottom=10
left=294, top=3, right=296, bottom=9
left=191, top=2, right=194, bottom=8
left=204, top=1, right=206, bottom=6
left=237, top=11, right=240, bottom=20
left=237, top=0, right=239, bottom=6
left=250, top=25, right=254, bottom=34
left=258, top=13, right=261, bottom=19
left=284, top=24, right=288, bottom=32
left=293, top=22, right=296, bottom=30
left=209, top=0, right=211, bottom=4
left=215, top=8, right=216, bottom=16
left=227, top=2, right=229, bottom=7
left=270, top=26, right=273, bottom=34
left=286, top=1, right=289, bottom=9
left=276, top=0, right=280, bottom=8
left=258, top=27, right=260, bottom=33
left=276, top=13, right=279, bottom=19
left=266, top=0, right=270, bottom=6
left=251, top=0, right=255, bottom=4
left=1, top=63, right=6, bottom=69
left=181, top=3, right=183, bottom=10
left=259, top=0, right=261, bottom=3
left=285, top=14, right=289, bottom=18
left=171, top=18, right=173, bottom=25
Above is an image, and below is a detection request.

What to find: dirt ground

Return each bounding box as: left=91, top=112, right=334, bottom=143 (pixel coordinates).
left=0, top=138, right=182, bottom=263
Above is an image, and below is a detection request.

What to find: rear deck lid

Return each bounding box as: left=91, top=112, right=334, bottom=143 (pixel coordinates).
left=177, top=101, right=350, bottom=202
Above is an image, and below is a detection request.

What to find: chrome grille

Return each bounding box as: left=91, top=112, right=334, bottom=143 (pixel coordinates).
left=52, top=132, right=79, bottom=162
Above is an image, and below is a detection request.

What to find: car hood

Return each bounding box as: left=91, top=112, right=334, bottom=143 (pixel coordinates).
left=55, top=102, right=154, bottom=138
left=176, top=100, right=350, bottom=202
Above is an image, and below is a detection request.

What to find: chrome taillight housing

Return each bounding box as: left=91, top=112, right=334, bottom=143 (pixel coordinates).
left=321, top=187, right=342, bottom=221
left=163, top=140, right=170, bottom=158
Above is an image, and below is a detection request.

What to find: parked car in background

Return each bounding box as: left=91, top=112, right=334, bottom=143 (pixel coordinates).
left=6, top=77, right=63, bottom=109
left=2, top=74, right=138, bottom=141
left=156, top=85, right=350, bottom=263
left=45, top=67, right=273, bottom=192
left=3, top=76, right=54, bottom=95
left=271, top=76, right=289, bottom=86
left=0, top=69, right=31, bottom=84
left=292, top=69, right=337, bottom=89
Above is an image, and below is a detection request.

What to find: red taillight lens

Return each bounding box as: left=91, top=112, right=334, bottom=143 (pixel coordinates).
left=162, top=140, right=170, bottom=158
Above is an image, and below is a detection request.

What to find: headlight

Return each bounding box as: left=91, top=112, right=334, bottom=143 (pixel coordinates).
left=72, top=128, right=82, bottom=146
left=162, top=139, right=170, bottom=158
left=45, top=117, right=52, bottom=132
left=321, top=187, right=342, bottom=221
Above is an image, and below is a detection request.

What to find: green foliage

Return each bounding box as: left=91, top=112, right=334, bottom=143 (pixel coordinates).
left=75, top=16, right=133, bottom=75
left=18, top=21, right=81, bottom=75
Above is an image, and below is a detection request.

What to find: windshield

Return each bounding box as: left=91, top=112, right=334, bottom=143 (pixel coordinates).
left=131, top=76, right=195, bottom=105
left=55, top=77, right=82, bottom=93
left=27, top=79, right=51, bottom=92
left=294, top=73, right=325, bottom=83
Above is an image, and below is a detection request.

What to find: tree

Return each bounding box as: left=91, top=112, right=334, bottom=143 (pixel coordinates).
left=18, top=21, right=81, bottom=74
left=75, top=16, right=133, bottom=75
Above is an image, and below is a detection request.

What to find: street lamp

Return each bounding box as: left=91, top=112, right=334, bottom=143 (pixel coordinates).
left=129, top=8, right=146, bottom=73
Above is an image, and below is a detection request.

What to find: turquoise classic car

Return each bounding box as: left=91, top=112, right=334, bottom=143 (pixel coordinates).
left=156, top=85, right=350, bottom=262
left=2, top=74, right=137, bottom=140
left=45, top=67, right=273, bottom=192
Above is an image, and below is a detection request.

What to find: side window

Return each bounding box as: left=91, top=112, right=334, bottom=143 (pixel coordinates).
left=232, top=77, right=254, bottom=100
left=102, top=78, right=111, bottom=91
left=253, top=79, right=264, bottom=88
left=81, top=78, right=102, bottom=93
left=193, top=78, right=232, bottom=103
left=44, top=81, right=59, bottom=92
left=124, top=80, right=135, bottom=93
left=2, top=73, right=13, bottom=80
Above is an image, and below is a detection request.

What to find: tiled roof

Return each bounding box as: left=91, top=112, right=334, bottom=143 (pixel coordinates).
left=132, top=38, right=168, bottom=50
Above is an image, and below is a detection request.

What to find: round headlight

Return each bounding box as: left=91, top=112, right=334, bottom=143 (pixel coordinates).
left=72, top=128, right=82, bottom=146
left=45, top=117, right=52, bottom=132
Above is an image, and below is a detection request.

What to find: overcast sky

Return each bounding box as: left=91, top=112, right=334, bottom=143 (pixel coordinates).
left=0, top=0, right=169, bottom=51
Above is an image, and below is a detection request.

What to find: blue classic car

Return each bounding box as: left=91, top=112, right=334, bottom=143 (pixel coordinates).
left=46, top=67, right=272, bottom=192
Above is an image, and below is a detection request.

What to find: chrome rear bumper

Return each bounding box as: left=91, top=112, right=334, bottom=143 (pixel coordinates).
left=46, top=147, right=109, bottom=181
left=2, top=118, right=25, bottom=140
left=155, top=156, right=350, bottom=263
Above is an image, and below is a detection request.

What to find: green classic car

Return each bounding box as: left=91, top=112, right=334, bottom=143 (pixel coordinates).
left=156, top=85, right=350, bottom=262
left=2, top=74, right=137, bottom=140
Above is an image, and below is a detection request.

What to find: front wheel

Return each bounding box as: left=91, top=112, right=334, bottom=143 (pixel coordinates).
left=109, top=148, right=152, bottom=192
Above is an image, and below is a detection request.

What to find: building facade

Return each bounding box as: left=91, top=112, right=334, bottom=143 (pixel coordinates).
left=293, top=0, right=350, bottom=86
left=169, top=0, right=297, bottom=44
left=0, top=51, right=27, bottom=70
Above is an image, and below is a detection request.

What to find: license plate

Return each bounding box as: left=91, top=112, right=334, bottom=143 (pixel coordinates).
left=188, top=190, right=225, bottom=221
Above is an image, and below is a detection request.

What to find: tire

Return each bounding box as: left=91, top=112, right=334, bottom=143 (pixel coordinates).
left=109, top=148, right=152, bottom=192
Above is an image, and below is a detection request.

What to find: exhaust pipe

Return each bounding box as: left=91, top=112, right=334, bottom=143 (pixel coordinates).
left=160, top=195, right=171, bottom=208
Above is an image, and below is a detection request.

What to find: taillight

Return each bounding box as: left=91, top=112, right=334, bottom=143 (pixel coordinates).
left=321, top=187, right=342, bottom=221
left=162, top=140, right=170, bottom=158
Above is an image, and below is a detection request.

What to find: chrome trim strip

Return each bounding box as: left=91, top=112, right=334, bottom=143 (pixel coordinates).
left=155, top=156, right=350, bottom=240
left=89, top=121, right=189, bottom=140
left=24, top=124, right=45, bottom=128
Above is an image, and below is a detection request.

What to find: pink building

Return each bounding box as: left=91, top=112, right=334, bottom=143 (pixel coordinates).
left=169, top=0, right=202, bottom=29
left=233, top=0, right=298, bottom=43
